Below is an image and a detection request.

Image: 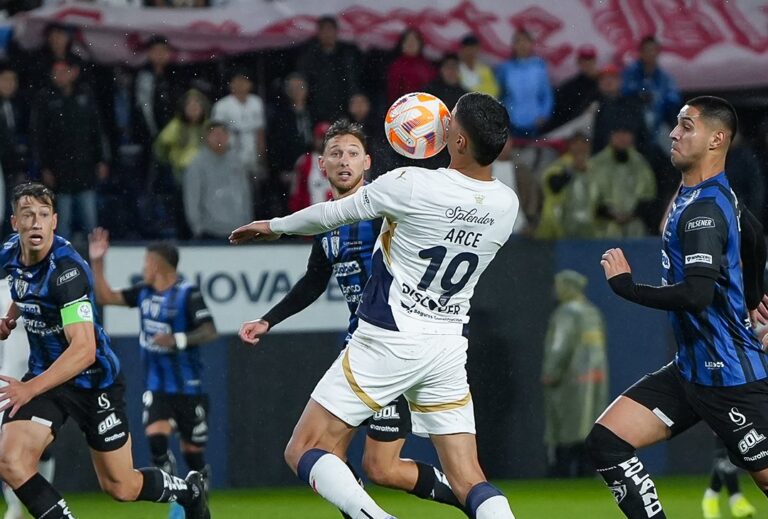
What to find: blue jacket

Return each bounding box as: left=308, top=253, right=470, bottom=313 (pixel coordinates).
left=495, top=56, right=553, bottom=134
left=621, top=61, right=681, bottom=136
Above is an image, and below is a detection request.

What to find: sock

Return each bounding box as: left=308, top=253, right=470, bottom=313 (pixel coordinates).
left=409, top=461, right=463, bottom=510
left=708, top=467, right=723, bottom=493
left=13, top=473, right=74, bottom=519
left=136, top=467, right=197, bottom=506
left=148, top=435, right=176, bottom=475
left=183, top=451, right=206, bottom=472
left=346, top=461, right=364, bottom=487
left=466, top=482, right=515, bottom=519
left=297, top=449, right=392, bottom=519
left=704, top=488, right=719, bottom=499
left=586, top=424, right=666, bottom=518
left=714, top=457, right=740, bottom=495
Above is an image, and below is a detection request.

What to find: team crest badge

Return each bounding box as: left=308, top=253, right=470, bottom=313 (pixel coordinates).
left=14, top=279, right=28, bottom=298
left=474, top=194, right=485, bottom=205
left=331, top=235, right=340, bottom=257
left=609, top=482, right=627, bottom=504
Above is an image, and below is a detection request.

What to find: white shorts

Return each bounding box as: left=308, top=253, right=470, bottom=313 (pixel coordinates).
left=311, top=320, right=475, bottom=436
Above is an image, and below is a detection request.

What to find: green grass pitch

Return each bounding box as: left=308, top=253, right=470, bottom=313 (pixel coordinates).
left=4, top=476, right=766, bottom=518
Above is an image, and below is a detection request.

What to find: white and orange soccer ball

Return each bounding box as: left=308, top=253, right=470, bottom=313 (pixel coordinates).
left=384, top=92, right=451, bottom=159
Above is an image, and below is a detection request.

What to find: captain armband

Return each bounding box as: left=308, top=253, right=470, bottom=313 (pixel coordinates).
left=60, top=298, right=94, bottom=325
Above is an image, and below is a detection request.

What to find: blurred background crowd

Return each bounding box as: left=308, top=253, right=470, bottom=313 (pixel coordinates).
left=0, top=0, right=766, bottom=244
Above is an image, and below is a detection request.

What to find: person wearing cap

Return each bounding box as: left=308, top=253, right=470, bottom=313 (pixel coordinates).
left=457, top=34, right=499, bottom=98
left=546, top=45, right=600, bottom=131
left=591, top=64, right=648, bottom=155
left=591, top=122, right=656, bottom=238
left=211, top=68, right=266, bottom=201
left=183, top=121, right=253, bottom=239
left=542, top=269, right=608, bottom=478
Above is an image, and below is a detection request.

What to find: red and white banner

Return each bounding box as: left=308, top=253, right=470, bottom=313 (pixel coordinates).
left=12, top=0, right=768, bottom=90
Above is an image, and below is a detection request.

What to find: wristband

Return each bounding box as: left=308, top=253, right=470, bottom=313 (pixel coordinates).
left=174, top=332, right=188, bottom=350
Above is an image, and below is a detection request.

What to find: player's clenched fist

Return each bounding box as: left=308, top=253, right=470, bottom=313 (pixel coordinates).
left=600, top=248, right=632, bottom=280
left=0, top=316, right=16, bottom=340
left=229, top=221, right=281, bottom=244
left=239, top=319, right=270, bottom=346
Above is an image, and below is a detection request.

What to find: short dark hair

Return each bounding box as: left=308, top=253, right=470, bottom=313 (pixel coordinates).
left=12, top=183, right=55, bottom=212
left=317, top=16, right=338, bottom=29
left=685, top=95, right=738, bottom=143
left=147, top=242, right=179, bottom=269
left=146, top=35, right=169, bottom=49
left=322, top=119, right=368, bottom=154
left=639, top=35, right=658, bottom=49
left=439, top=53, right=460, bottom=67
left=206, top=120, right=229, bottom=133
left=454, top=92, right=509, bottom=166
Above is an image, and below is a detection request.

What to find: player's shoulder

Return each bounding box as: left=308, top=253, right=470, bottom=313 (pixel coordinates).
left=177, top=279, right=203, bottom=295
left=0, top=234, right=20, bottom=267
left=49, top=236, right=89, bottom=272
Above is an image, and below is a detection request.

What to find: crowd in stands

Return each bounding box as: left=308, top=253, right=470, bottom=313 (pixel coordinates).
left=0, top=9, right=766, bottom=244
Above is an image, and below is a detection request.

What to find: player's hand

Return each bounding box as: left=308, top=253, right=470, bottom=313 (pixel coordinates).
left=239, top=319, right=269, bottom=346
left=229, top=221, right=281, bottom=245
left=601, top=248, right=632, bottom=280
left=88, top=227, right=110, bottom=261
left=750, top=294, right=768, bottom=327
left=0, top=317, right=17, bottom=340
left=152, top=333, right=176, bottom=349
left=0, top=375, right=35, bottom=418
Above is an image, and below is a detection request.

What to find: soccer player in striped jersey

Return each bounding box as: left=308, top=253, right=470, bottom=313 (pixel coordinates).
left=0, top=183, right=209, bottom=519
left=590, top=96, right=768, bottom=519
left=239, top=119, right=465, bottom=517
left=231, top=92, right=518, bottom=519
left=88, top=231, right=218, bottom=519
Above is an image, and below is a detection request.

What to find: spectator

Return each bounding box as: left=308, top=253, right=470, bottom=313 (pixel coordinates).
left=267, top=73, right=314, bottom=215
left=183, top=121, right=252, bottom=239
left=536, top=133, right=597, bottom=239
left=621, top=36, right=681, bottom=147
left=424, top=53, right=467, bottom=110
left=346, top=92, right=388, bottom=178
left=31, top=59, right=109, bottom=241
left=0, top=63, right=27, bottom=192
left=20, top=22, right=83, bottom=94
left=296, top=15, right=361, bottom=122
left=288, top=121, right=332, bottom=213
left=547, top=45, right=599, bottom=130
left=591, top=64, right=647, bottom=154
left=154, top=88, right=210, bottom=182
left=211, top=68, right=266, bottom=202
left=542, top=269, right=608, bottom=478
left=386, top=28, right=436, bottom=104
left=725, top=133, right=765, bottom=224
left=490, top=138, right=540, bottom=235
left=496, top=29, right=554, bottom=137
left=457, top=34, right=499, bottom=98
left=591, top=125, right=656, bottom=238
left=135, top=36, right=179, bottom=142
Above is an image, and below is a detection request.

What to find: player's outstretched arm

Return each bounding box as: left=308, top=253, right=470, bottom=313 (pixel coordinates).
left=88, top=227, right=128, bottom=306
left=239, top=319, right=269, bottom=346
left=229, top=220, right=281, bottom=244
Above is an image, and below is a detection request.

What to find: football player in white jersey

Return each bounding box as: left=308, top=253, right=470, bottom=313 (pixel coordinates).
left=0, top=278, right=55, bottom=519
left=231, top=92, right=518, bottom=519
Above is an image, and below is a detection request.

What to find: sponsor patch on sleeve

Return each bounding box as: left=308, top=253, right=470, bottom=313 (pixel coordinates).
left=56, top=267, right=81, bottom=285
left=684, top=216, right=715, bottom=232
left=685, top=253, right=713, bottom=265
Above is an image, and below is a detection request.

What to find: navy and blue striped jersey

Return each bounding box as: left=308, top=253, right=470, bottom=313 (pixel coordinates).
left=316, top=219, right=380, bottom=341
left=662, top=172, right=768, bottom=386
left=0, top=234, right=120, bottom=389
left=121, top=281, right=213, bottom=395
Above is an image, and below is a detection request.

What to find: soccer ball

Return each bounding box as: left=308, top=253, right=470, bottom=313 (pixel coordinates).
left=384, top=92, right=451, bottom=159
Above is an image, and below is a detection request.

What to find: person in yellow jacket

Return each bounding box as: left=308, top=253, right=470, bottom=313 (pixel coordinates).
left=154, top=88, right=211, bottom=183
left=457, top=34, right=500, bottom=98
left=542, top=270, right=608, bottom=477
left=536, top=133, right=599, bottom=239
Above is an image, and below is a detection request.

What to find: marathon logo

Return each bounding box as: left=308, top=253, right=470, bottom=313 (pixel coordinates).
left=685, top=217, right=715, bottom=232
left=685, top=253, right=712, bottom=265
left=104, top=432, right=126, bottom=443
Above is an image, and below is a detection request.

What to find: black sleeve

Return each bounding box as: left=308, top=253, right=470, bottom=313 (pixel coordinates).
left=184, top=286, right=214, bottom=330
left=678, top=200, right=728, bottom=279
left=261, top=239, right=333, bottom=329
left=120, top=283, right=145, bottom=308
left=740, top=207, right=766, bottom=310
left=608, top=273, right=715, bottom=312
left=50, top=259, right=91, bottom=308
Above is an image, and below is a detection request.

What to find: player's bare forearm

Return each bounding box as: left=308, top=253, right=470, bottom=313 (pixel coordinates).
left=26, top=322, right=96, bottom=396
left=90, top=260, right=127, bottom=306
left=186, top=321, right=218, bottom=346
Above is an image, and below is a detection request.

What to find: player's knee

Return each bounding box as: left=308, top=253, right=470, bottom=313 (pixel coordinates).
left=585, top=423, right=634, bottom=465
left=0, top=449, right=34, bottom=486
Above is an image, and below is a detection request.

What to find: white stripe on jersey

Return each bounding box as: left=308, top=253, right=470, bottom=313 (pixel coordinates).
left=271, top=167, right=519, bottom=335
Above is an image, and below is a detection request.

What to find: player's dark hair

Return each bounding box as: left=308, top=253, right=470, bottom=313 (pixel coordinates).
left=685, top=95, right=738, bottom=143
left=12, top=182, right=55, bottom=212
left=322, top=119, right=368, bottom=154
left=454, top=92, right=509, bottom=166
left=147, top=242, right=179, bottom=269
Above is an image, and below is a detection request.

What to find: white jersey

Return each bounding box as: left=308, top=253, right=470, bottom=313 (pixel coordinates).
left=271, top=167, right=519, bottom=335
